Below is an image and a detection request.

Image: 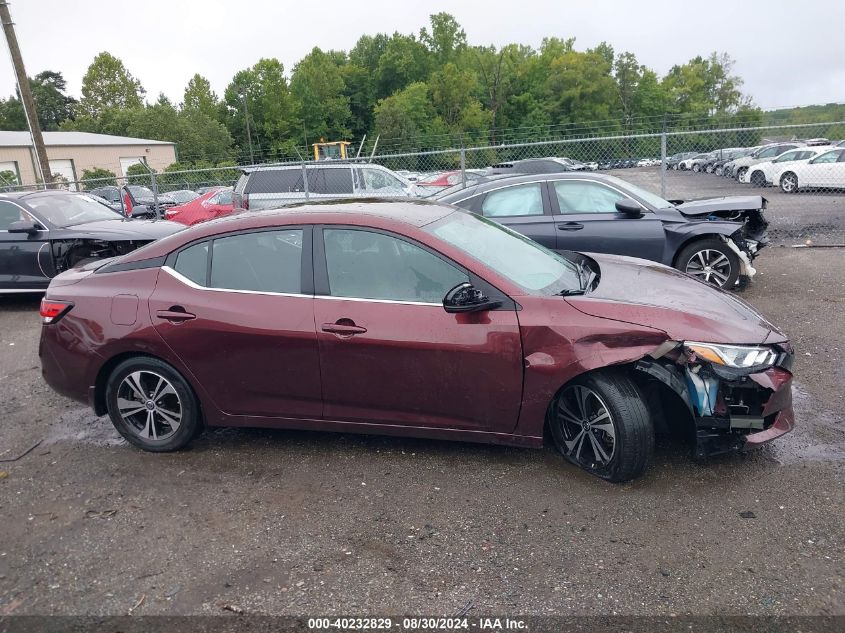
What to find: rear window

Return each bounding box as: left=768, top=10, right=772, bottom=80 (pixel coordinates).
left=244, top=170, right=303, bottom=194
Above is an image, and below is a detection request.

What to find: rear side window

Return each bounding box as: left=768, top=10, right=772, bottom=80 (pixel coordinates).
left=210, top=230, right=303, bottom=294
left=481, top=183, right=544, bottom=217
left=174, top=242, right=209, bottom=286
left=317, top=169, right=354, bottom=194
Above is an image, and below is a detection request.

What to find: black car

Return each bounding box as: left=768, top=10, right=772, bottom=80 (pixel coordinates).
left=437, top=172, right=769, bottom=288
left=88, top=185, right=176, bottom=217
left=0, top=191, right=183, bottom=293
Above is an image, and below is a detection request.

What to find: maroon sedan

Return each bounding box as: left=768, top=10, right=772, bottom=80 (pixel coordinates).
left=38, top=201, right=794, bottom=482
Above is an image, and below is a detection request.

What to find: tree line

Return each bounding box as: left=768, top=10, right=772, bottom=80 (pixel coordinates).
left=0, top=12, right=802, bottom=171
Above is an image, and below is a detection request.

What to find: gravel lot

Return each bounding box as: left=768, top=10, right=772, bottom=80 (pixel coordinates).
left=0, top=248, right=843, bottom=618
left=609, top=167, right=845, bottom=246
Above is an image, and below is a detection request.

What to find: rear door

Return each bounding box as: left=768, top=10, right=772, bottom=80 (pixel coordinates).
left=149, top=227, right=322, bottom=419
left=312, top=225, right=523, bottom=433
left=0, top=200, right=52, bottom=291
left=550, top=179, right=666, bottom=262
left=471, top=181, right=557, bottom=250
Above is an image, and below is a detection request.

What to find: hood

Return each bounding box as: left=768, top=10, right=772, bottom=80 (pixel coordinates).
left=675, top=195, right=765, bottom=216
left=565, top=253, right=785, bottom=345
left=60, top=218, right=185, bottom=240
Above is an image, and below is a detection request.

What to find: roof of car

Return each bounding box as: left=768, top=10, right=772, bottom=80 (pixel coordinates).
left=240, top=162, right=390, bottom=174
left=436, top=171, right=626, bottom=200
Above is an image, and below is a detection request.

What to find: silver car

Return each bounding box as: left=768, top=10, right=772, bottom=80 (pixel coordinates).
left=233, top=163, right=420, bottom=211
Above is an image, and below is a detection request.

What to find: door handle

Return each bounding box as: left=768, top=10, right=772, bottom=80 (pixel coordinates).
left=557, top=222, right=584, bottom=231
left=321, top=321, right=367, bottom=336
left=156, top=307, right=196, bottom=323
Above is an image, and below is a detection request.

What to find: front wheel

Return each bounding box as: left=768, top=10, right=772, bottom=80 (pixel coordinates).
left=692, top=164, right=701, bottom=173
left=105, top=356, right=202, bottom=452
left=750, top=170, right=766, bottom=187
left=780, top=171, right=798, bottom=193
left=549, top=370, right=654, bottom=483
left=735, top=166, right=748, bottom=181
left=676, top=238, right=741, bottom=288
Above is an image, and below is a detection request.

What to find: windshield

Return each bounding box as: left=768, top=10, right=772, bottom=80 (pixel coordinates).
left=601, top=175, right=674, bottom=209
left=26, top=194, right=122, bottom=227
left=426, top=211, right=582, bottom=295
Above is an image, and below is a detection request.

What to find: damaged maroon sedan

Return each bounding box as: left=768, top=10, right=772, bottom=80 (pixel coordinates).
left=38, top=201, right=794, bottom=482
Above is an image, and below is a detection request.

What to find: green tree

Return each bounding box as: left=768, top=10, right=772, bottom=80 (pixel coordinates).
left=78, top=52, right=145, bottom=118
left=420, top=13, right=466, bottom=66
left=223, top=58, right=299, bottom=161
left=80, top=167, right=117, bottom=188
left=0, top=70, right=76, bottom=131
left=374, top=33, right=432, bottom=100
left=182, top=74, right=219, bottom=120
left=0, top=169, right=19, bottom=188
left=125, top=161, right=151, bottom=186
left=429, top=63, right=490, bottom=140
left=290, top=47, right=352, bottom=144
left=374, top=82, right=443, bottom=152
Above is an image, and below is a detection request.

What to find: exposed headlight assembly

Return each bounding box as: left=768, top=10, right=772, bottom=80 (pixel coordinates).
left=684, top=342, right=778, bottom=369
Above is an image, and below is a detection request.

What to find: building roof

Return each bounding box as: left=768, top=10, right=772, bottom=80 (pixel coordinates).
left=0, top=131, right=174, bottom=147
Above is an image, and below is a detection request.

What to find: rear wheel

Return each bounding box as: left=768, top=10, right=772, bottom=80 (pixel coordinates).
left=676, top=238, right=740, bottom=288
left=105, top=357, right=201, bottom=452
left=780, top=171, right=799, bottom=193
left=750, top=170, right=766, bottom=187
left=549, top=370, right=654, bottom=483
left=715, top=165, right=724, bottom=176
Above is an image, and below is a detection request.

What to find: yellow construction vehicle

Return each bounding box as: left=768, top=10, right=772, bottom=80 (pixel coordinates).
left=313, top=140, right=351, bottom=161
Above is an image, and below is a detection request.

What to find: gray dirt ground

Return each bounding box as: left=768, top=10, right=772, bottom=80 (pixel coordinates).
left=0, top=248, right=843, bottom=617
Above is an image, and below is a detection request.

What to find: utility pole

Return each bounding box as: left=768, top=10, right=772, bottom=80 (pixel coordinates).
left=0, top=1, right=51, bottom=188
left=241, top=91, right=254, bottom=164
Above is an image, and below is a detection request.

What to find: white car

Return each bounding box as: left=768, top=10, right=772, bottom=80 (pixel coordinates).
left=778, top=147, right=845, bottom=193
left=740, top=146, right=834, bottom=186
left=725, top=143, right=801, bottom=181
left=678, top=153, right=712, bottom=171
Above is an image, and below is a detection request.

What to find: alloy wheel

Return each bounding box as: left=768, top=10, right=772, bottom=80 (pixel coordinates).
left=781, top=173, right=797, bottom=193
left=685, top=249, right=732, bottom=287
left=116, top=370, right=182, bottom=441
left=556, top=385, right=616, bottom=469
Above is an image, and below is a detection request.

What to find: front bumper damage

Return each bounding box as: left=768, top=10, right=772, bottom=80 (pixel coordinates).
left=635, top=340, right=794, bottom=458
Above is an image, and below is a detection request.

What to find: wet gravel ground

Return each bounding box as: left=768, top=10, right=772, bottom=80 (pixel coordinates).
left=0, top=249, right=843, bottom=617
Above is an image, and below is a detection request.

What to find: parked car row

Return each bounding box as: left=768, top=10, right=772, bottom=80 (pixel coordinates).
left=677, top=139, right=845, bottom=193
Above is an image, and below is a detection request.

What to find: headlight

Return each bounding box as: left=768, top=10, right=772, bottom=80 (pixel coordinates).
left=685, top=342, right=778, bottom=369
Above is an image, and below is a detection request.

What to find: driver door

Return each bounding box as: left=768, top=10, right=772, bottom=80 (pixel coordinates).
left=549, top=179, right=666, bottom=262
left=0, top=201, right=52, bottom=291
left=312, top=226, right=523, bottom=433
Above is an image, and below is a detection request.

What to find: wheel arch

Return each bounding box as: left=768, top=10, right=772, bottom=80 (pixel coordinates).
left=93, top=351, right=203, bottom=428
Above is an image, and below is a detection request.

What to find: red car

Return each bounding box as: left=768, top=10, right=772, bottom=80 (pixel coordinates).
left=38, top=201, right=794, bottom=482
left=164, top=187, right=234, bottom=226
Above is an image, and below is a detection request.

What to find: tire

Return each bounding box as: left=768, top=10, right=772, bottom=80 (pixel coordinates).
left=780, top=171, right=798, bottom=193
left=715, top=165, right=724, bottom=176
left=675, top=238, right=741, bottom=288
left=105, top=356, right=201, bottom=452
left=549, top=370, right=654, bottom=483
left=735, top=166, right=748, bottom=181
left=749, top=170, right=767, bottom=187
left=705, top=164, right=714, bottom=174
left=692, top=163, right=701, bottom=172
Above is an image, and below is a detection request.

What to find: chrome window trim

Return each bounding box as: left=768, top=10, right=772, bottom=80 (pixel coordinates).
left=315, top=294, right=442, bottom=307
left=162, top=265, right=310, bottom=299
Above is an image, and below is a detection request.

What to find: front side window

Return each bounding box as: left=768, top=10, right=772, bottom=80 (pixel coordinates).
left=209, top=230, right=303, bottom=293
left=0, top=200, right=25, bottom=230
left=481, top=183, right=544, bottom=217
left=323, top=229, right=468, bottom=303
left=360, top=169, right=406, bottom=192
left=810, top=151, right=841, bottom=164
left=553, top=180, right=630, bottom=214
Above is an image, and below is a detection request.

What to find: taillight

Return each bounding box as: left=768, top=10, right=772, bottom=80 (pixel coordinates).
left=242, top=193, right=249, bottom=210
left=40, top=299, right=73, bottom=324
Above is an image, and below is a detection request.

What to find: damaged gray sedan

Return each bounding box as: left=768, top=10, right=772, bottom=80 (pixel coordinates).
left=438, top=173, right=768, bottom=288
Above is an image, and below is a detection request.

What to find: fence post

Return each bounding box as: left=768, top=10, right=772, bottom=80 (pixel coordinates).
left=460, top=145, right=467, bottom=189
left=660, top=131, right=667, bottom=199
left=302, top=160, right=309, bottom=201
left=151, top=170, right=160, bottom=219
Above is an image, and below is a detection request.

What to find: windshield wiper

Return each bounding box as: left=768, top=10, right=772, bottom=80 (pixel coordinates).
left=556, top=288, right=587, bottom=296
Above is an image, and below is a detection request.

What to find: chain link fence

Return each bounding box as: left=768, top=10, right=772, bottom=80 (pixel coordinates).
left=3, top=122, right=843, bottom=245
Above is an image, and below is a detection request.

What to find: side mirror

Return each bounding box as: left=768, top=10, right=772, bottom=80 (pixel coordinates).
left=7, top=219, right=40, bottom=235
left=615, top=199, right=644, bottom=217
left=443, top=282, right=502, bottom=314
left=130, top=207, right=155, bottom=219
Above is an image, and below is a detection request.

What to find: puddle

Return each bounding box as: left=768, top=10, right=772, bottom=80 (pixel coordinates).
left=765, top=382, right=845, bottom=463
left=43, top=406, right=125, bottom=447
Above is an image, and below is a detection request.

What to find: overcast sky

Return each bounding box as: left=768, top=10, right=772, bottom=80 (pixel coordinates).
left=1, top=0, right=843, bottom=111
